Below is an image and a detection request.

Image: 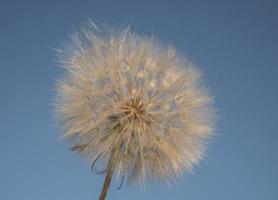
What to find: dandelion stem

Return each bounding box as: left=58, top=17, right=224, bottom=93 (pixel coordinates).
left=98, top=155, right=114, bottom=200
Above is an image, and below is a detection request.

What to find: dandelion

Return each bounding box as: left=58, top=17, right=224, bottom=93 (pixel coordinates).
left=55, top=23, right=214, bottom=200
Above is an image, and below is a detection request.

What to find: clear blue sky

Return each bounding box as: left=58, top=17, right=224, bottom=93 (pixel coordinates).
left=1, top=0, right=277, bottom=199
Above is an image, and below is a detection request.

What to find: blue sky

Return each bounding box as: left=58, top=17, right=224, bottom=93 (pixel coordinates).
left=1, top=0, right=278, bottom=199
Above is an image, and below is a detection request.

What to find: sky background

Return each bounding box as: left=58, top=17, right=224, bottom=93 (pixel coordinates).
left=1, top=0, right=278, bottom=199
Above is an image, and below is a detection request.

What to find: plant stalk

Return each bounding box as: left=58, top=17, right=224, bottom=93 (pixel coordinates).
left=98, top=156, right=114, bottom=200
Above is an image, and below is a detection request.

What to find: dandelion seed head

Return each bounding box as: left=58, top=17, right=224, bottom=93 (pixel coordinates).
left=55, top=24, right=214, bottom=185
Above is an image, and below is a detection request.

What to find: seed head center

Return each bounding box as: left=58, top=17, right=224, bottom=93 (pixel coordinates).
left=122, top=97, right=145, bottom=119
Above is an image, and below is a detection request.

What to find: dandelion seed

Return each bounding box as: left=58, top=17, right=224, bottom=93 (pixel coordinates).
left=55, top=23, right=214, bottom=200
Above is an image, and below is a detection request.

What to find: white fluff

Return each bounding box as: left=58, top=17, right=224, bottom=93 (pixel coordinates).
left=55, top=24, right=214, bottom=185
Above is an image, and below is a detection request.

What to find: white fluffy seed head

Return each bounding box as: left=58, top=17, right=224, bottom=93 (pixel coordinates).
left=55, top=24, right=214, bottom=185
